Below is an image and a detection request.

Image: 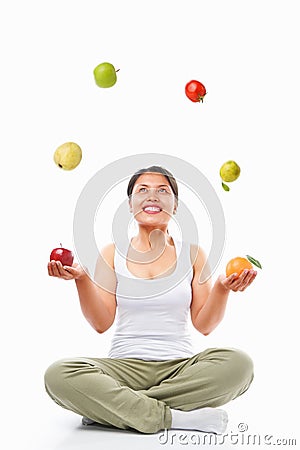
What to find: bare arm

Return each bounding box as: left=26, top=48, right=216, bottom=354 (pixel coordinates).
left=191, top=276, right=231, bottom=335
left=190, top=245, right=257, bottom=335
left=48, top=244, right=117, bottom=333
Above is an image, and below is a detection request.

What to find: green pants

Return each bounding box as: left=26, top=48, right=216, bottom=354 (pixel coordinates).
left=44, top=347, right=254, bottom=434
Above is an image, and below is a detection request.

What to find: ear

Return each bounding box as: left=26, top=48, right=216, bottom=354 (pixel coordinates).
left=173, top=198, right=178, bottom=215
left=173, top=201, right=178, bottom=215
left=129, top=198, right=133, bottom=213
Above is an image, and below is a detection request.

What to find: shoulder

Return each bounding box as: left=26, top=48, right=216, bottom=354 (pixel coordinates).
left=189, top=243, right=207, bottom=267
left=188, top=243, right=212, bottom=288
left=99, top=242, right=116, bottom=270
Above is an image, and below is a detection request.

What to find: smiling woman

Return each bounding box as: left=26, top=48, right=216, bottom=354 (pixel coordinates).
left=128, top=168, right=178, bottom=241
left=45, top=165, right=256, bottom=435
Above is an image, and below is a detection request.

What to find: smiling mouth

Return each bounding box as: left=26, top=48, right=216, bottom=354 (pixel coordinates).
left=143, top=206, right=162, bottom=214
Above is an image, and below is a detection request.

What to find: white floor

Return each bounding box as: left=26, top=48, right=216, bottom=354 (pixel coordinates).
left=3, top=335, right=299, bottom=450
left=15, top=386, right=298, bottom=450
left=2, top=316, right=297, bottom=450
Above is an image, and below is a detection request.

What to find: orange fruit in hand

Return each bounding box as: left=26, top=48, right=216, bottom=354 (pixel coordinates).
left=226, top=257, right=253, bottom=278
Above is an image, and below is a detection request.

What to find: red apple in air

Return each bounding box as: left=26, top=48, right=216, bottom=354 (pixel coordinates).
left=50, top=243, right=74, bottom=266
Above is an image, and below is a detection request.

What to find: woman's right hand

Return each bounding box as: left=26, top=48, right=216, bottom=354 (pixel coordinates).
left=48, top=260, right=87, bottom=281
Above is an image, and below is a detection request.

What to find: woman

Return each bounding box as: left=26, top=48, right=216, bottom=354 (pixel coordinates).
left=45, top=165, right=256, bottom=435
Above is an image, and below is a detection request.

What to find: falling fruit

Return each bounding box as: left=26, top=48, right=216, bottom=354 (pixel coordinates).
left=53, top=142, right=82, bottom=170
left=93, top=62, right=118, bottom=88
left=220, top=160, right=241, bottom=191
left=185, top=80, right=207, bottom=102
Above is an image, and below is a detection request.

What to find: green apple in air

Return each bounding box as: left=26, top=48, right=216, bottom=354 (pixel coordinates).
left=53, top=142, right=82, bottom=170
left=93, top=62, right=118, bottom=88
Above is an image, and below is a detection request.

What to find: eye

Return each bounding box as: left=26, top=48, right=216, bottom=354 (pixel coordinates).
left=138, top=187, right=147, bottom=193
left=158, top=187, right=170, bottom=194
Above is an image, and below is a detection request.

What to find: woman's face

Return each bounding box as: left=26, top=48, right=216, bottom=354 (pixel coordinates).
left=129, top=172, right=177, bottom=229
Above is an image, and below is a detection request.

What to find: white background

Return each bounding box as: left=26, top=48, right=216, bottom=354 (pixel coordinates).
left=1, top=1, right=299, bottom=449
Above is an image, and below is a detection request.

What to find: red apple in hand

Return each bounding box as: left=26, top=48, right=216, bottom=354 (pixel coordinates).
left=50, top=243, right=74, bottom=266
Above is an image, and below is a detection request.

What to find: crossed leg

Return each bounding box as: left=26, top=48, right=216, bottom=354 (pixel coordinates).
left=44, top=347, right=254, bottom=434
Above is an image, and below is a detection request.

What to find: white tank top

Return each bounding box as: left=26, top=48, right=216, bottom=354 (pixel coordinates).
left=108, top=238, right=195, bottom=360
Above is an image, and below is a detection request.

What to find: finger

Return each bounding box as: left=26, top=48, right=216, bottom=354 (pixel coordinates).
left=47, top=262, right=53, bottom=276
left=247, top=270, right=257, bottom=284
left=240, top=271, right=257, bottom=291
left=56, top=260, right=66, bottom=276
left=56, top=261, right=74, bottom=279
left=228, top=273, right=239, bottom=282
left=229, top=270, right=250, bottom=291
left=238, top=271, right=256, bottom=291
left=240, top=269, right=253, bottom=285
left=63, top=267, right=76, bottom=279
left=228, top=270, right=247, bottom=286
left=222, top=273, right=238, bottom=288
left=224, top=273, right=238, bottom=285
left=50, top=260, right=60, bottom=277
left=65, top=265, right=84, bottom=280
left=63, top=265, right=75, bottom=273
left=241, top=268, right=253, bottom=281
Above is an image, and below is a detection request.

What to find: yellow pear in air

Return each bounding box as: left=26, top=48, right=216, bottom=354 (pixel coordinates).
left=53, top=142, right=82, bottom=170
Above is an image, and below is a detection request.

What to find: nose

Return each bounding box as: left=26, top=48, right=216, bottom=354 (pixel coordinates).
left=147, top=188, right=159, bottom=201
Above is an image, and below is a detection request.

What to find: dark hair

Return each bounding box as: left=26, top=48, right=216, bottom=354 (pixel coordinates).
left=127, top=166, right=178, bottom=202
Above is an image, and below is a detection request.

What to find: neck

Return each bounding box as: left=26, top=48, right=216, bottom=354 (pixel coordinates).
left=132, top=226, right=172, bottom=251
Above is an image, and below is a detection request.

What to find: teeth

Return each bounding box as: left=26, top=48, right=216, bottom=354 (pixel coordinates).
left=144, top=206, right=161, bottom=212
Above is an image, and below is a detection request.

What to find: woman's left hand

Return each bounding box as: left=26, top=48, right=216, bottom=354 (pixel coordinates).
left=219, top=269, right=257, bottom=292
